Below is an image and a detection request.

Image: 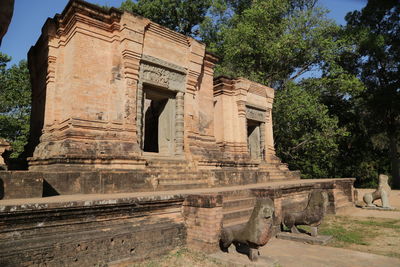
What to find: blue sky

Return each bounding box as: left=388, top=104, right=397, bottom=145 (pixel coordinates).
left=1, top=0, right=367, bottom=67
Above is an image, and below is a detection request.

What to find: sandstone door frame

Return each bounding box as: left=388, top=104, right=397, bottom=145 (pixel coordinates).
left=136, top=55, right=186, bottom=156
left=142, top=87, right=176, bottom=154
left=245, top=105, right=266, bottom=160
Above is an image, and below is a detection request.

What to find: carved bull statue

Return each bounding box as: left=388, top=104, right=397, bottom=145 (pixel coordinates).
left=282, top=190, right=328, bottom=237
left=220, top=198, right=275, bottom=261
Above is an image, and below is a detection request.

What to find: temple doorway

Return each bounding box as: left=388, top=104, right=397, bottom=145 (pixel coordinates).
left=247, top=119, right=261, bottom=159
left=143, top=87, right=176, bottom=154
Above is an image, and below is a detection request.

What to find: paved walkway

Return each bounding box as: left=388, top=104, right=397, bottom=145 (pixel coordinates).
left=212, top=238, right=400, bottom=267
left=261, top=238, right=400, bottom=267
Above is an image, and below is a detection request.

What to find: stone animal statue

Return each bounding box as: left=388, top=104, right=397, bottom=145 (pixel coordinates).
left=363, top=174, right=392, bottom=208
left=0, top=0, right=15, bottom=46
left=282, top=190, right=328, bottom=237
left=220, top=198, right=275, bottom=261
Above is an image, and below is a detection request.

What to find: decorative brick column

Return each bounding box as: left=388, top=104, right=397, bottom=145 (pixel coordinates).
left=182, top=194, right=223, bottom=253
left=175, top=91, right=185, bottom=154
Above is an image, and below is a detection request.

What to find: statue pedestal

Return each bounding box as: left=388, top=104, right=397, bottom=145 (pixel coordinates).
left=361, top=206, right=396, bottom=211
left=211, top=245, right=278, bottom=266
left=276, top=232, right=332, bottom=245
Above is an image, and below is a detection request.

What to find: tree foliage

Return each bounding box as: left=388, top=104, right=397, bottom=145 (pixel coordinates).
left=120, top=0, right=212, bottom=36
left=202, top=0, right=361, bottom=179
left=205, top=0, right=345, bottom=87
left=273, top=82, right=348, bottom=178
left=0, top=53, right=31, bottom=158
left=341, top=0, right=400, bottom=188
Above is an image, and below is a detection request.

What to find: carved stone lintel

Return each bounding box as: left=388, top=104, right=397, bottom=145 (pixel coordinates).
left=141, top=54, right=187, bottom=74
left=246, top=107, right=266, bottom=122
left=139, top=56, right=186, bottom=92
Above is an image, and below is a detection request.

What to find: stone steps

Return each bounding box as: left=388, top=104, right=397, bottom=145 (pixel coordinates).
left=156, top=171, right=209, bottom=189
left=335, top=191, right=353, bottom=211
left=222, top=191, right=255, bottom=230
left=158, top=178, right=209, bottom=185
left=159, top=183, right=209, bottom=190
left=223, top=207, right=253, bottom=221
left=262, top=161, right=301, bottom=181
left=222, top=197, right=255, bottom=210
left=145, top=160, right=193, bottom=171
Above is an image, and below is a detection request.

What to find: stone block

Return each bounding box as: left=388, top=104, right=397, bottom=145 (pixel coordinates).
left=0, top=171, right=43, bottom=199
left=276, top=232, right=333, bottom=245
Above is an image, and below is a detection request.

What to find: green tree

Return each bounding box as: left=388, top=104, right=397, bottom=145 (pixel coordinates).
left=344, top=0, right=400, bottom=188
left=120, top=0, right=212, bottom=36
left=205, top=0, right=361, bottom=179
left=0, top=53, right=31, bottom=158
left=273, top=82, right=348, bottom=178
left=213, top=0, right=343, bottom=88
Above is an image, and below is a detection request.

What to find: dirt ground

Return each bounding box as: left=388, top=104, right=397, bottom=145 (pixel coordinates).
left=261, top=238, right=400, bottom=267
left=320, top=215, right=400, bottom=258
left=116, top=188, right=400, bottom=266
left=338, top=189, right=400, bottom=219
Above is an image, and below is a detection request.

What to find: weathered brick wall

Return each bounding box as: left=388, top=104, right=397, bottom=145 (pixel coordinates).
left=0, top=171, right=42, bottom=199
left=0, top=196, right=186, bottom=266
left=182, top=194, right=223, bottom=253
left=0, top=178, right=355, bottom=265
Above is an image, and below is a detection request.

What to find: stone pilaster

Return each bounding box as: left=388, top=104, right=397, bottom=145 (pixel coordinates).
left=44, top=55, right=56, bottom=127
left=260, top=122, right=266, bottom=160
left=237, top=99, right=248, bottom=154
left=183, top=194, right=223, bottom=253
left=175, top=91, right=184, bottom=154
left=136, top=81, right=144, bottom=149
left=265, top=108, right=276, bottom=161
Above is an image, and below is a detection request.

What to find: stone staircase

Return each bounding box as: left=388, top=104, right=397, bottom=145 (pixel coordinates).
left=143, top=157, right=301, bottom=190
left=145, top=159, right=210, bottom=190
left=334, top=190, right=354, bottom=212
left=261, top=161, right=301, bottom=181
left=221, top=190, right=256, bottom=229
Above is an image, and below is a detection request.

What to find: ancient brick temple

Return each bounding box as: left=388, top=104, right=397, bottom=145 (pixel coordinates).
left=27, top=0, right=279, bottom=171
left=0, top=1, right=355, bottom=266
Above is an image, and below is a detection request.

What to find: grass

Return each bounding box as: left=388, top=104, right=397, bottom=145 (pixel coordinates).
left=320, top=225, right=372, bottom=245
left=317, top=215, right=400, bottom=258
left=354, top=218, right=400, bottom=231
left=291, top=215, right=400, bottom=256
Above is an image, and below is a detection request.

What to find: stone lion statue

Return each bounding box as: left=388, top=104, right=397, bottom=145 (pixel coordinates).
left=282, top=190, right=328, bottom=237
left=220, top=198, right=275, bottom=261
left=363, top=174, right=392, bottom=208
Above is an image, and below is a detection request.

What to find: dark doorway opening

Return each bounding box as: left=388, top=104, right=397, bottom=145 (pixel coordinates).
left=247, top=119, right=261, bottom=159
left=143, top=87, right=176, bottom=154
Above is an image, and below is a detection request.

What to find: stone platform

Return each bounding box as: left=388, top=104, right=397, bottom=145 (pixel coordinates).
left=0, top=178, right=354, bottom=266
left=276, top=232, right=333, bottom=245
